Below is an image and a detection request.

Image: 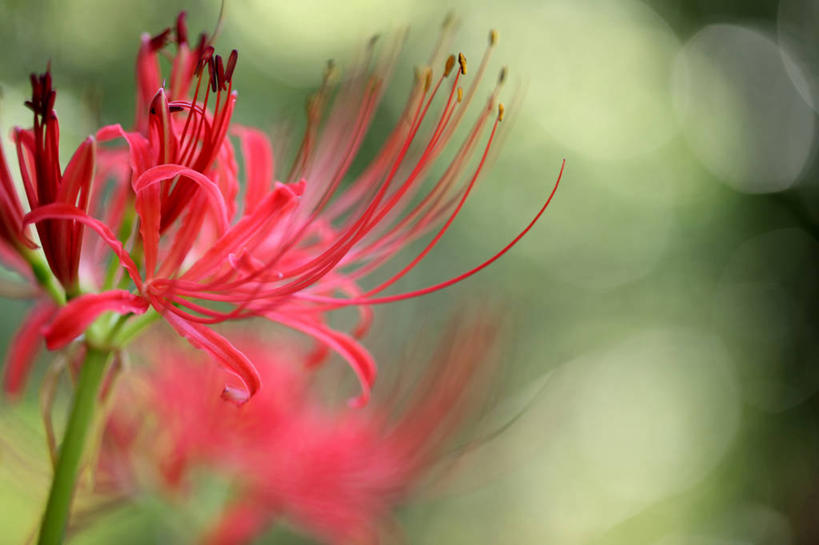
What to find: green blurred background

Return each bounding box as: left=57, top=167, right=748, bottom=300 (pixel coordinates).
left=1, top=0, right=819, bottom=543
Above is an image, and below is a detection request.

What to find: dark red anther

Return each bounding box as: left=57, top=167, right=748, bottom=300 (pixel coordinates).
left=25, top=68, right=57, bottom=118
left=195, top=33, right=207, bottom=54
left=149, top=28, right=171, bottom=51
left=225, top=50, right=238, bottom=83
left=46, top=90, right=56, bottom=114
left=215, top=55, right=226, bottom=91
left=169, top=104, right=184, bottom=113
left=176, top=12, right=188, bottom=45
left=195, top=44, right=215, bottom=76
left=207, top=56, right=217, bottom=93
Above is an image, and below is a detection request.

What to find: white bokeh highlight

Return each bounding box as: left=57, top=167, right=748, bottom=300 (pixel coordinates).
left=672, top=24, right=815, bottom=194
left=778, top=0, right=819, bottom=113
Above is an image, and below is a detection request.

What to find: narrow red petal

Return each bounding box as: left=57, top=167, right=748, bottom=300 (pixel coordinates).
left=3, top=302, right=55, bottom=397
left=23, top=203, right=144, bottom=290
left=266, top=311, right=376, bottom=408
left=161, top=308, right=261, bottom=405
left=133, top=163, right=230, bottom=230
left=96, top=124, right=153, bottom=175
left=233, top=126, right=274, bottom=215
left=44, top=290, right=149, bottom=350
left=57, top=136, right=96, bottom=206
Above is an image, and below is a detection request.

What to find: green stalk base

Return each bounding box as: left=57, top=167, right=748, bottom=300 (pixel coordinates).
left=37, top=347, right=109, bottom=545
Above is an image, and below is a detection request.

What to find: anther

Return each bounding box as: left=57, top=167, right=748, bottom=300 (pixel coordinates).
left=225, top=49, right=238, bottom=82
left=498, top=67, right=507, bottom=84
left=498, top=103, right=505, bottom=122
left=368, top=34, right=380, bottom=50
left=196, top=45, right=215, bottom=76
left=215, top=55, right=227, bottom=90
left=424, top=69, right=433, bottom=92
left=194, top=33, right=208, bottom=55
left=323, top=59, right=337, bottom=85
left=489, top=29, right=498, bottom=46
left=207, top=56, right=217, bottom=92
left=444, top=54, right=456, bottom=77
left=457, top=87, right=463, bottom=102
left=458, top=53, right=467, bottom=75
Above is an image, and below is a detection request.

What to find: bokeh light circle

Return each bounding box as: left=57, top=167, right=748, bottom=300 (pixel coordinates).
left=672, top=24, right=815, bottom=194
left=564, top=329, right=740, bottom=503
left=452, top=0, right=681, bottom=161
left=778, top=0, right=819, bottom=113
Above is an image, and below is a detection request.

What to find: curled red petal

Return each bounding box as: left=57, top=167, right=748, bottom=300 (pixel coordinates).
left=44, top=291, right=148, bottom=350
left=133, top=164, right=230, bottom=230
left=161, top=308, right=261, bottom=405
left=95, top=124, right=153, bottom=175
left=23, top=203, right=144, bottom=291
left=3, top=302, right=55, bottom=397
left=266, top=311, right=376, bottom=408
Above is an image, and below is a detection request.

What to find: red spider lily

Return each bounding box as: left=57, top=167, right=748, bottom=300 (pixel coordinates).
left=23, top=12, right=563, bottom=407
left=0, top=70, right=98, bottom=397
left=14, top=70, right=96, bottom=294
left=0, top=131, right=52, bottom=398
left=0, top=135, right=36, bottom=256
left=102, top=317, right=498, bottom=545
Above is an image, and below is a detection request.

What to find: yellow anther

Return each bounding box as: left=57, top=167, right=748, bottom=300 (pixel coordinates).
left=444, top=54, right=456, bottom=77
left=457, top=87, right=463, bottom=102
left=489, top=29, right=498, bottom=46
left=415, top=65, right=431, bottom=86
left=458, top=52, right=467, bottom=75
left=323, top=59, right=338, bottom=85
left=424, top=68, right=432, bottom=92
left=498, top=102, right=505, bottom=122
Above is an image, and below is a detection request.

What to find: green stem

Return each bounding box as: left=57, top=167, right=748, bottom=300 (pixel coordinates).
left=110, top=307, right=159, bottom=347
left=37, top=346, right=110, bottom=545
left=26, top=251, right=65, bottom=305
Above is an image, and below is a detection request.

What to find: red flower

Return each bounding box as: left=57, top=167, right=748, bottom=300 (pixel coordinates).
left=16, top=12, right=562, bottom=406
left=0, top=132, right=35, bottom=256
left=0, top=70, right=97, bottom=396
left=104, top=317, right=498, bottom=544
left=15, top=70, right=96, bottom=294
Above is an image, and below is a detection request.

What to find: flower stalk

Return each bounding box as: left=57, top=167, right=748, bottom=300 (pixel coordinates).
left=24, top=249, right=65, bottom=305
left=37, top=346, right=110, bottom=545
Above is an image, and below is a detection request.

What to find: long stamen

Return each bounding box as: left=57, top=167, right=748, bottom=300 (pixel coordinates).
left=294, top=115, right=565, bottom=308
